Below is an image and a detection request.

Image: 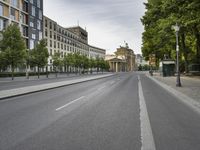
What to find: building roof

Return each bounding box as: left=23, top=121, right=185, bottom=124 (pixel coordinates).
left=108, top=58, right=125, bottom=62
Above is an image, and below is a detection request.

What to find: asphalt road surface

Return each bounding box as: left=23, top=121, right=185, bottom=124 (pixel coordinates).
left=0, top=73, right=109, bottom=91
left=0, top=72, right=200, bottom=150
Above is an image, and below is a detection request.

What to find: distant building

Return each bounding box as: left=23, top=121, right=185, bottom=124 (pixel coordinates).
left=0, top=0, right=43, bottom=49
left=89, top=45, right=105, bottom=59
left=67, top=26, right=88, bottom=44
left=135, top=54, right=149, bottom=67
left=43, top=16, right=105, bottom=71
left=106, top=44, right=136, bottom=72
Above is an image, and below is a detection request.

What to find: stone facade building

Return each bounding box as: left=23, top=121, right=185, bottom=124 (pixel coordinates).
left=44, top=16, right=105, bottom=71
left=106, top=45, right=136, bottom=72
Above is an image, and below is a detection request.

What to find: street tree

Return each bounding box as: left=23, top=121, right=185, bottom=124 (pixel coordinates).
left=89, top=57, right=96, bottom=74
left=73, top=52, right=82, bottom=74
left=81, top=55, right=89, bottom=74
left=0, top=24, right=26, bottom=80
left=141, top=0, right=200, bottom=72
left=52, top=52, right=63, bottom=77
left=0, top=52, right=7, bottom=72
left=63, top=54, right=70, bottom=74
left=95, top=56, right=101, bottom=73
left=29, top=39, right=49, bottom=78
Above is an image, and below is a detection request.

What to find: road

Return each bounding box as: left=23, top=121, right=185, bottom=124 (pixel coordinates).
left=0, top=72, right=200, bottom=150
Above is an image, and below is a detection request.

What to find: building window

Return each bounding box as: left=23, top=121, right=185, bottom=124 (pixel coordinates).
left=45, top=29, right=48, bottom=37
left=50, top=22, right=52, bottom=29
left=57, top=35, right=60, bottom=41
left=54, top=41, right=56, bottom=48
left=50, top=40, right=52, bottom=47
left=37, top=0, right=41, bottom=8
left=30, top=21, right=34, bottom=27
left=22, top=26, right=28, bottom=37
left=21, top=13, right=28, bottom=24
left=0, top=19, right=4, bottom=31
left=39, top=31, right=42, bottom=40
left=0, top=5, right=3, bottom=16
left=11, top=0, right=18, bottom=7
left=32, top=34, right=36, bottom=39
left=37, top=20, right=41, bottom=30
left=54, top=24, right=56, bottom=31
left=10, top=8, right=16, bottom=20
left=45, top=19, right=47, bottom=27
left=30, top=40, right=34, bottom=49
left=32, top=6, right=35, bottom=16
left=39, top=10, right=42, bottom=20
left=50, top=31, right=52, bottom=38
left=23, top=1, right=28, bottom=12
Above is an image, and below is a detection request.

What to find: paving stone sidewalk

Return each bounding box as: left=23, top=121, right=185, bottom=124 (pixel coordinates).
left=152, top=74, right=200, bottom=103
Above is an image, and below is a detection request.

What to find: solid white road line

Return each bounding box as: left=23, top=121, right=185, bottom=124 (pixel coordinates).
left=55, top=96, right=85, bottom=111
left=138, top=75, right=156, bottom=150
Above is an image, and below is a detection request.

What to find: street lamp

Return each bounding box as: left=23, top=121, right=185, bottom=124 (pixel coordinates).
left=172, top=23, right=181, bottom=87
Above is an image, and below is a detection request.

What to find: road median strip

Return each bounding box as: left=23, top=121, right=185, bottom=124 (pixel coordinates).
left=0, top=74, right=114, bottom=100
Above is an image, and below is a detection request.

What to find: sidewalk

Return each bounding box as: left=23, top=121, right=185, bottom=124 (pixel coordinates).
left=151, top=73, right=200, bottom=103
left=0, top=72, right=107, bottom=82
left=0, top=73, right=114, bottom=100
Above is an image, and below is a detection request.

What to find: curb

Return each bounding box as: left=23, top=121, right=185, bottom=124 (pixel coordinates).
left=147, top=75, right=200, bottom=115
left=0, top=74, right=115, bottom=100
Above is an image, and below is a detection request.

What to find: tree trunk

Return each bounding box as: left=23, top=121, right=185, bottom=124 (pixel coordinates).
left=64, top=65, right=66, bottom=74
left=193, top=26, right=200, bottom=63
left=46, top=66, right=48, bottom=78
left=195, top=32, right=200, bottom=63
left=67, top=65, right=69, bottom=76
left=55, top=67, right=58, bottom=78
left=76, top=67, right=78, bottom=75
left=181, top=32, right=189, bottom=73
left=11, top=64, right=14, bottom=80
left=37, top=66, right=40, bottom=79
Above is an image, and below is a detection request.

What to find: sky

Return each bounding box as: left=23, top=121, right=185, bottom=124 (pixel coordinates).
left=43, top=0, right=147, bottom=54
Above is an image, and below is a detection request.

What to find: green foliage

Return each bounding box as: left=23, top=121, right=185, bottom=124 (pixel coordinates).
left=141, top=0, right=200, bottom=72
left=52, top=52, right=62, bottom=71
left=0, top=24, right=26, bottom=79
left=29, top=39, right=49, bottom=78
left=30, top=39, right=49, bottom=68
left=0, top=52, right=7, bottom=71
left=53, top=52, right=108, bottom=75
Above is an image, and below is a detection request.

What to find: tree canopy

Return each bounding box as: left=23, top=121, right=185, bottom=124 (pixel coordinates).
left=141, top=0, right=200, bottom=72
left=0, top=24, right=26, bottom=79
left=29, top=39, right=49, bottom=78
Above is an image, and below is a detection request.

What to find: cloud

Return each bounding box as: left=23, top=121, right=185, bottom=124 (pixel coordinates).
left=43, top=0, right=147, bottom=54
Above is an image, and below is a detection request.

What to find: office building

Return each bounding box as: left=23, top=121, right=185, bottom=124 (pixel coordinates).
left=0, top=0, right=43, bottom=49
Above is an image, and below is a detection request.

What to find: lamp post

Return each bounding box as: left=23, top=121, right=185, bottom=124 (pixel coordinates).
left=172, top=23, right=181, bottom=87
